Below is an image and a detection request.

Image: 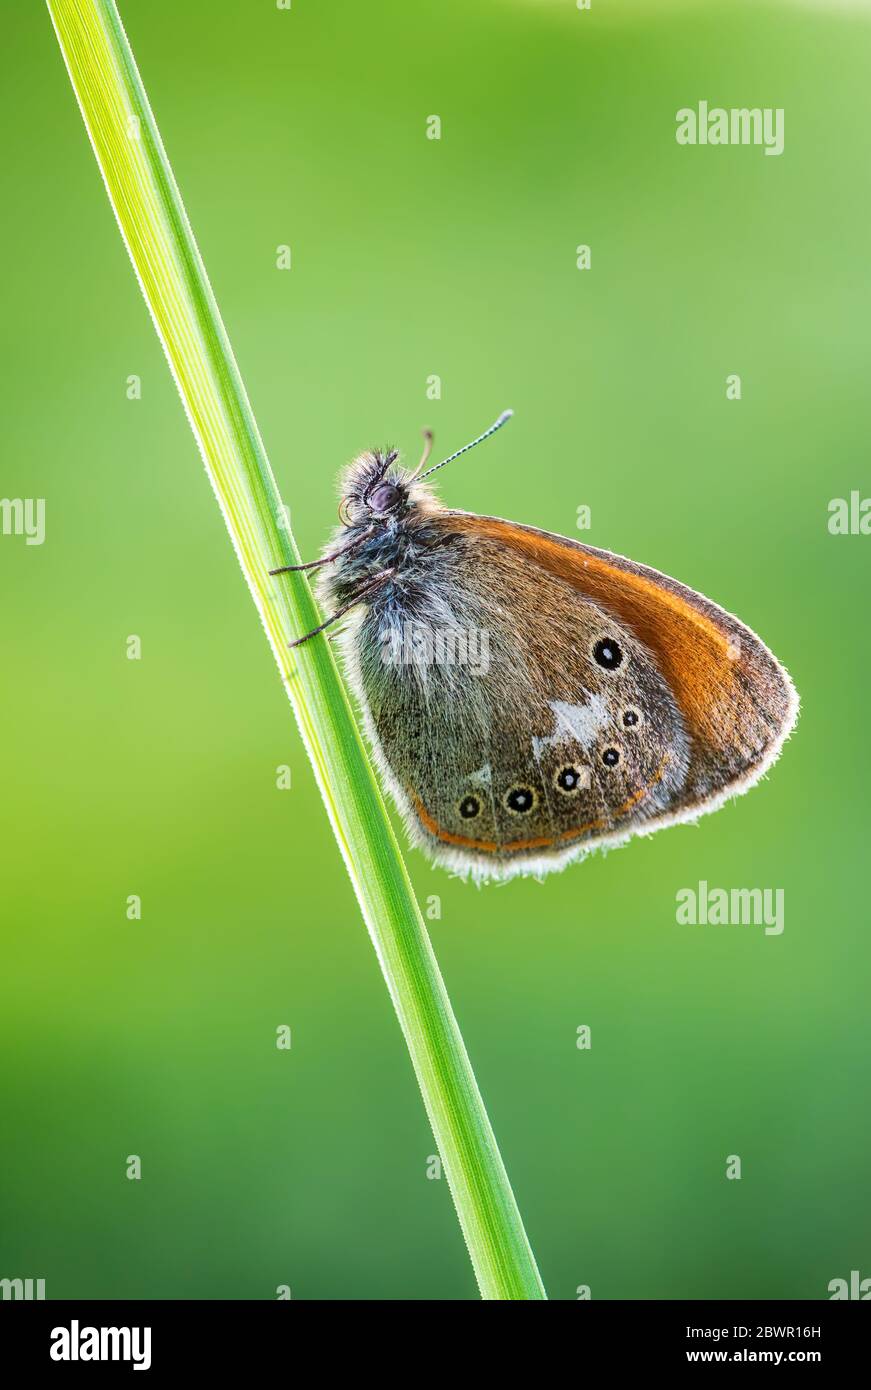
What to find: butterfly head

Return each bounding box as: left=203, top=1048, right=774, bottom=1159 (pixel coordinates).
left=337, top=410, right=514, bottom=533
left=338, top=450, right=422, bottom=530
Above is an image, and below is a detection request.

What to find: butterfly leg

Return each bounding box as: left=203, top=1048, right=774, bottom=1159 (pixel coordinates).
left=270, top=525, right=375, bottom=575
left=288, top=568, right=395, bottom=648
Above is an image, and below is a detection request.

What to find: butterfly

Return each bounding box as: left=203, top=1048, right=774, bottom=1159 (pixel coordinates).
left=272, top=412, right=798, bottom=881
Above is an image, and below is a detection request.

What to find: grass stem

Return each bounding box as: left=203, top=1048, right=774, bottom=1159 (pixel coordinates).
left=46, top=0, right=546, bottom=1300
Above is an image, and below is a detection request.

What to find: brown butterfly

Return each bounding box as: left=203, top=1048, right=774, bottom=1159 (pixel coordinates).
left=272, top=412, right=798, bottom=881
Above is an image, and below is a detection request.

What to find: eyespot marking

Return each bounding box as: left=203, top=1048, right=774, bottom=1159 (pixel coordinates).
left=410, top=753, right=672, bottom=853
left=459, top=794, right=481, bottom=820
left=504, top=786, right=537, bottom=815
left=622, top=707, right=642, bottom=729
left=601, top=746, right=622, bottom=769
left=593, top=637, right=624, bottom=671
left=554, top=764, right=588, bottom=795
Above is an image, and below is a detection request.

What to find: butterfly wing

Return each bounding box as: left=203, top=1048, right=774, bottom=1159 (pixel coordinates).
left=441, top=511, right=799, bottom=811
left=342, top=508, right=796, bottom=879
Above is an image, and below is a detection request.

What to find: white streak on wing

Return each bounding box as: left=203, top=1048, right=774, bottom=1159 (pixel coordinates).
left=533, top=694, right=611, bottom=756
left=467, top=764, right=492, bottom=787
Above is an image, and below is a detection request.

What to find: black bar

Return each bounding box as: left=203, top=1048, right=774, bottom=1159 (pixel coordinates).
left=1, top=1298, right=867, bottom=1374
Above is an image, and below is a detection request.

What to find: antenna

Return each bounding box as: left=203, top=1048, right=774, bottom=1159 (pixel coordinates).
left=412, top=409, right=513, bottom=482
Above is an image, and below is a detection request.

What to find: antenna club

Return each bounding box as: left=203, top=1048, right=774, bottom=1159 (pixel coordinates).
left=417, top=408, right=515, bottom=482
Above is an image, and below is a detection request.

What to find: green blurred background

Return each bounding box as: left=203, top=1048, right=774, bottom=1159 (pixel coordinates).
left=1, top=0, right=869, bottom=1300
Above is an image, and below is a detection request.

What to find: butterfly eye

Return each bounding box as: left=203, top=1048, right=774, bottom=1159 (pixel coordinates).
left=601, top=746, right=622, bottom=769
left=368, top=482, right=401, bottom=515
left=554, top=765, right=587, bottom=795
left=458, top=794, right=481, bottom=820
left=593, top=637, right=624, bottom=671
left=504, top=785, right=537, bottom=815
left=622, top=708, right=642, bottom=729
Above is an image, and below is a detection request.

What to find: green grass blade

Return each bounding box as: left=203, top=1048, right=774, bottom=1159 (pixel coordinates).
left=46, top=0, right=546, bottom=1301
